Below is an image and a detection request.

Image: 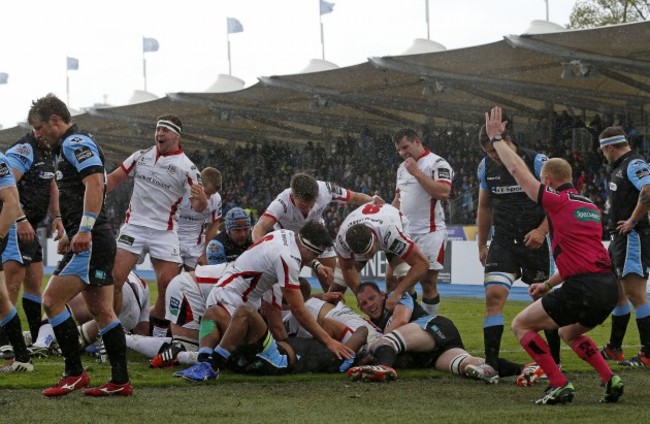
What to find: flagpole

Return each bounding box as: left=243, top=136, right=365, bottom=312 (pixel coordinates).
left=320, top=14, right=325, bottom=60
left=227, top=33, right=232, bottom=76
left=66, top=71, right=70, bottom=106
left=425, top=0, right=431, bottom=40
left=143, top=44, right=148, bottom=91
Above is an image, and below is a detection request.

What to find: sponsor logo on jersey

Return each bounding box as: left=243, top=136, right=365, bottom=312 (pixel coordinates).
left=169, top=297, right=180, bottom=316
left=69, top=136, right=83, bottom=143
left=326, top=181, right=343, bottom=196
left=574, top=207, right=601, bottom=223
left=389, top=239, right=407, bottom=256
left=609, top=182, right=617, bottom=192
left=94, top=270, right=107, bottom=282
left=545, top=186, right=559, bottom=194
left=74, top=146, right=94, bottom=163
left=491, top=185, right=523, bottom=194
left=437, top=168, right=451, bottom=180
left=278, top=198, right=288, bottom=214
left=635, top=168, right=650, bottom=180
left=167, top=165, right=177, bottom=175
left=56, top=170, right=63, bottom=181
left=16, top=145, right=31, bottom=156
left=0, top=162, right=10, bottom=177
left=118, top=234, right=135, bottom=246
left=383, top=231, right=392, bottom=245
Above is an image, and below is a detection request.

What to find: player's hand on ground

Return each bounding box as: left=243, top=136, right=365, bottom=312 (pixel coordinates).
left=524, top=228, right=545, bottom=249
left=326, top=339, right=355, bottom=360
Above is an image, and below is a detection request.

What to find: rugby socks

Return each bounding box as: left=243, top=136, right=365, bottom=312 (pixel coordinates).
left=50, top=310, right=84, bottom=376
left=151, top=317, right=171, bottom=338
left=520, top=331, right=567, bottom=388
left=544, top=328, right=562, bottom=365
left=124, top=334, right=171, bottom=357
left=22, top=294, right=42, bottom=342
left=634, top=303, right=650, bottom=355
left=33, top=321, right=55, bottom=348
left=0, top=307, right=30, bottom=363
left=374, top=344, right=398, bottom=366
left=212, top=345, right=231, bottom=368
left=100, top=320, right=129, bottom=384
left=609, top=303, right=631, bottom=349
left=483, top=314, right=504, bottom=372
left=197, top=347, right=213, bottom=363
left=421, top=295, right=440, bottom=317
left=570, top=335, right=613, bottom=385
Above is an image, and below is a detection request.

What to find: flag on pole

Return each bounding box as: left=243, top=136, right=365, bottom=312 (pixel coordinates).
left=0, top=73, right=8, bottom=84
left=66, top=57, right=79, bottom=71
left=320, top=0, right=335, bottom=15
left=143, top=37, right=160, bottom=53
left=227, top=17, right=244, bottom=34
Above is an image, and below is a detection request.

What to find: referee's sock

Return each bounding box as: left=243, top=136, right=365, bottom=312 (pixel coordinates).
left=520, top=330, right=566, bottom=388
left=570, top=335, right=612, bottom=385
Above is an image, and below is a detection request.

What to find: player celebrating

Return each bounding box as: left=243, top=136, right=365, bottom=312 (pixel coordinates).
left=253, top=172, right=382, bottom=290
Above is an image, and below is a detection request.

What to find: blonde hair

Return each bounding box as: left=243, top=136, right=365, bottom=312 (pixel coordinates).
left=541, top=158, right=572, bottom=183
left=201, top=167, right=222, bottom=192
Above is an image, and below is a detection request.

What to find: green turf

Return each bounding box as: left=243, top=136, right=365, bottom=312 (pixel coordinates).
left=2, top=282, right=648, bottom=423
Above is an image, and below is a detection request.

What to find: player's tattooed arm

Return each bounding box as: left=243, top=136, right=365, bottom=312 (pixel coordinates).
left=639, top=185, right=650, bottom=208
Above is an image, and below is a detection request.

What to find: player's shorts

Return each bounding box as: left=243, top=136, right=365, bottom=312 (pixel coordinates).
left=2, top=223, right=44, bottom=266
left=542, top=272, right=618, bottom=329
left=55, top=228, right=116, bottom=286
left=117, top=223, right=182, bottom=264
left=284, top=337, right=340, bottom=374
left=411, top=231, right=446, bottom=270
left=120, top=272, right=150, bottom=331
left=484, top=236, right=549, bottom=285
left=179, top=239, right=204, bottom=269
left=405, top=315, right=465, bottom=368
left=166, top=272, right=215, bottom=330
left=609, top=228, right=650, bottom=279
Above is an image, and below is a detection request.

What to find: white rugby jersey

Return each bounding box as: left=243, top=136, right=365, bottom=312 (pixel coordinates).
left=215, top=229, right=302, bottom=310
left=284, top=298, right=377, bottom=338
left=262, top=180, right=350, bottom=232
left=334, top=203, right=415, bottom=261
left=395, top=149, right=453, bottom=234
left=120, top=146, right=201, bottom=231
left=177, top=192, right=222, bottom=245
left=192, top=263, right=231, bottom=301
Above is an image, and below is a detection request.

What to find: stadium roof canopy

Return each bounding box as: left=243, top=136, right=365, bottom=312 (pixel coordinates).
left=1, top=20, right=649, bottom=164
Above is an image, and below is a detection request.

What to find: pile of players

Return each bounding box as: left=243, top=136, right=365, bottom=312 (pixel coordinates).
left=1, top=95, right=648, bottom=407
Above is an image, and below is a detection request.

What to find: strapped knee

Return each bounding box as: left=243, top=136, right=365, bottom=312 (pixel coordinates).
left=449, top=353, right=470, bottom=375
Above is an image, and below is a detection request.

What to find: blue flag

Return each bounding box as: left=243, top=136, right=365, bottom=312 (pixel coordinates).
left=66, top=57, right=79, bottom=71
left=227, top=17, right=243, bottom=34
left=143, top=37, right=160, bottom=53
left=320, top=0, right=335, bottom=15
left=0, top=73, right=7, bottom=84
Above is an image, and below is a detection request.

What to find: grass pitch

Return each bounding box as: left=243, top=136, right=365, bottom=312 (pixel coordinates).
left=2, top=292, right=649, bottom=423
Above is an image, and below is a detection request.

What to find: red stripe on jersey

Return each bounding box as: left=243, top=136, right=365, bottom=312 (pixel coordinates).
left=125, top=202, right=132, bottom=223
left=337, top=327, right=353, bottom=342
left=262, top=212, right=278, bottom=222
left=395, top=228, right=415, bottom=260
left=430, top=198, right=437, bottom=232
left=182, top=296, right=194, bottom=325
left=217, top=271, right=263, bottom=303
left=195, top=276, right=220, bottom=284
left=281, top=257, right=300, bottom=289
left=436, top=242, right=445, bottom=264
left=121, top=162, right=136, bottom=175
left=168, top=196, right=183, bottom=230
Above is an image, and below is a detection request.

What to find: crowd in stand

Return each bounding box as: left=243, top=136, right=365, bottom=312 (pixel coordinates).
left=96, top=112, right=644, bottom=241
